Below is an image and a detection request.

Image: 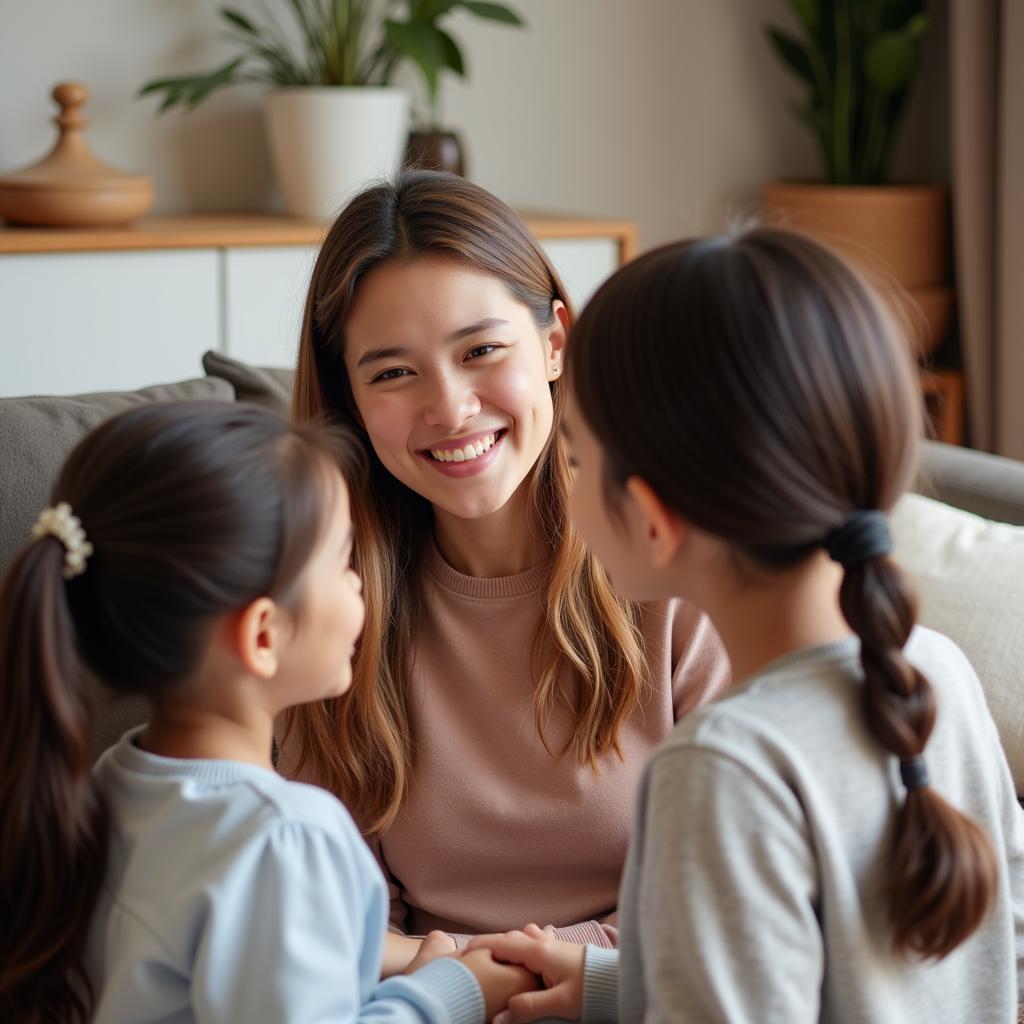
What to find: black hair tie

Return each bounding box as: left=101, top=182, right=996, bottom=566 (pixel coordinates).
left=899, top=755, right=930, bottom=791
left=824, top=510, right=892, bottom=570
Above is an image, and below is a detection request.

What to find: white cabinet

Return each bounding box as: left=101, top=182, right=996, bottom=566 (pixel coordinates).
left=223, top=245, right=317, bottom=369
left=0, top=249, right=219, bottom=397
left=0, top=215, right=635, bottom=396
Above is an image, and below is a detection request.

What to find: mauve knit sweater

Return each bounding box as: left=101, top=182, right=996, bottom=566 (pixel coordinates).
left=288, top=542, right=729, bottom=946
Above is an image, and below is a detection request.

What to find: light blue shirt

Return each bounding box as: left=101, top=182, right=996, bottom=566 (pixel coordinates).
left=88, top=729, right=484, bottom=1024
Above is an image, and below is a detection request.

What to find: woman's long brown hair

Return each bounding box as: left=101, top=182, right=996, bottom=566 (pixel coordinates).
left=569, top=228, right=998, bottom=960
left=0, top=401, right=358, bottom=1022
left=286, top=169, right=646, bottom=835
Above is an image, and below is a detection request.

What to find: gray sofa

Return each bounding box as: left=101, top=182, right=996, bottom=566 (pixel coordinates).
left=2, top=352, right=1023, bottom=779
left=919, top=441, right=1024, bottom=526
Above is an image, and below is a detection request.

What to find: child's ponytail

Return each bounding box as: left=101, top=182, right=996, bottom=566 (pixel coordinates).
left=831, top=518, right=999, bottom=959
left=0, top=535, right=109, bottom=1023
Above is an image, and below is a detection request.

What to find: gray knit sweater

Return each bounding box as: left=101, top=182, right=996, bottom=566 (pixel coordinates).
left=582, top=628, right=1024, bottom=1023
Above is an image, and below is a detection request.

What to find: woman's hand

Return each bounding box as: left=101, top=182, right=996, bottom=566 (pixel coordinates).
left=401, top=930, right=459, bottom=974
left=382, top=931, right=456, bottom=977
left=459, top=948, right=541, bottom=1022
left=465, top=923, right=585, bottom=1023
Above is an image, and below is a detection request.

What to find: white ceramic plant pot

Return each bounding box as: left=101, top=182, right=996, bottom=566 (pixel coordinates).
left=264, top=87, right=410, bottom=220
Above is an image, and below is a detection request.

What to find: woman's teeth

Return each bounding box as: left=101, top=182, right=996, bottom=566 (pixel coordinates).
left=429, top=432, right=499, bottom=463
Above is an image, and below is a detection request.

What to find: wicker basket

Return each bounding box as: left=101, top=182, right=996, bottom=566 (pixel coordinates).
left=761, top=182, right=949, bottom=289
left=761, top=182, right=952, bottom=353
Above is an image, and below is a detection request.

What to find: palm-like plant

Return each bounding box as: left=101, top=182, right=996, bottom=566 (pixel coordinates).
left=384, top=0, right=523, bottom=129
left=766, top=0, right=928, bottom=185
left=140, top=0, right=523, bottom=127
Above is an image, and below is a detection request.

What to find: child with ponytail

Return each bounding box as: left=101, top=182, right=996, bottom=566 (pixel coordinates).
left=468, top=229, right=1024, bottom=1023
left=0, top=401, right=533, bottom=1023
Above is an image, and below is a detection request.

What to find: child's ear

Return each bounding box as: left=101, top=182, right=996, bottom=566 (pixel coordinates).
left=231, top=597, right=281, bottom=679
left=625, top=476, right=688, bottom=568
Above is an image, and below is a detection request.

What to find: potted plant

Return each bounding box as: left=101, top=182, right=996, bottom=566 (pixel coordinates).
left=390, top=1, right=525, bottom=176
left=139, top=1, right=522, bottom=218
left=761, top=0, right=951, bottom=354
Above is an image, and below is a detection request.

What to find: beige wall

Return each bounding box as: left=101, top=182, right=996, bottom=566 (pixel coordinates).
left=1, top=0, right=947, bottom=251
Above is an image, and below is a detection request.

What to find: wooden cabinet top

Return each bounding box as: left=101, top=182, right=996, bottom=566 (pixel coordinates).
left=0, top=212, right=636, bottom=258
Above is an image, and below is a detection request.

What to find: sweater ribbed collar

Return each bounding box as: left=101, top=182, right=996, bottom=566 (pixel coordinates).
left=423, top=539, right=548, bottom=599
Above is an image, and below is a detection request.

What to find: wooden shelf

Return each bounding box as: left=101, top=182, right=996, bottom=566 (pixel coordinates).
left=0, top=215, right=329, bottom=253
left=0, top=211, right=637, bottom=261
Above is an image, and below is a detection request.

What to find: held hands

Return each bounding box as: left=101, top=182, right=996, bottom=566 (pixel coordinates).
left=465, top=923, right=585, bottom=1024
left=401, top=930, right=458, bottom=974
left=460, top=948, right=542, bottom=1022
left=403, top=930, right=541, bottom=1022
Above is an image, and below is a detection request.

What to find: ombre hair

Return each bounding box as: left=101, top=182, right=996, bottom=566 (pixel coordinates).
left=568, top=227, right=998, bottom=961
left=285, top=170, right=646, bottom=835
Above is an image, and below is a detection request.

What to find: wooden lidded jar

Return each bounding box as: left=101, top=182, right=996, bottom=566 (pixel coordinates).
left=0, top=82, right=154, bottom=228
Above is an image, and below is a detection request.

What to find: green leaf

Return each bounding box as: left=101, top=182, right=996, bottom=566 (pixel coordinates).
left=157, top=90, right=184, bottom=114
left=877, top=0, right=925, bottom=32
left=384, top=19, right=446, bottom=98
left=905, top=11, right=928, bottom=40
left=785, top=0, right=819, bottom=33
left=436, top=26, right=466, bottom=75
left=219, top=7, right=260, bottom=35
left=138, top=76, right=189, bottom=96
left=417, top=0, right=462, bottom=22
left=137, top=57, right=246, bottom=113
left=283, top=0, right=325, bottom=62
left=765, top=27, right=816, bottom=86
left=455, top=1, right=524, bottom=26
left=864, top=27, right=920, bottom=94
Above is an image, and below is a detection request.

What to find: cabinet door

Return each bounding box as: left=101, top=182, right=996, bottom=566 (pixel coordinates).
left=223, top=245, right=319, bottom=368
left=0, top=250, right=219, bottom=397
left=540, top=238, right=620, bottom=312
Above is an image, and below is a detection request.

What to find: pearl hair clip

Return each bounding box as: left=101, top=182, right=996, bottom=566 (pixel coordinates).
left=32, top=501, right=94, bottom=579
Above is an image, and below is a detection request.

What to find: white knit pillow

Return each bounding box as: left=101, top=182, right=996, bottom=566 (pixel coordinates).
left=891, top=492, right=1024, bottom=792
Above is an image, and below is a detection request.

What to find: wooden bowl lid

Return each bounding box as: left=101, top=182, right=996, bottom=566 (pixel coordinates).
left=0, top=82, right=151, bottom=193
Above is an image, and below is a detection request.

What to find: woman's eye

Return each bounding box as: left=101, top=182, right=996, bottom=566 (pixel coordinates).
left=372, top=367, right=410, bottom=383
left=466, top=344, right=499, bottom=360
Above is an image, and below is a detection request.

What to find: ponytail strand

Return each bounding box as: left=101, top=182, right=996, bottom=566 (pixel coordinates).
left=839, top=553, right=999, bottom=959
left=0, top=538, right=109, bottom=1022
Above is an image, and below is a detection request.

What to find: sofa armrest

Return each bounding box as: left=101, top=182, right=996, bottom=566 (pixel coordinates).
left=916, top=440, right=1024, bottom=526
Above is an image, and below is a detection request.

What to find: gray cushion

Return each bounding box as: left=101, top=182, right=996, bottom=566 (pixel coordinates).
left=892, top=493, right=1024, bottom=791
left=202, top=350, right=294, bottom=414
left=0, top=377, right=235, bottom=579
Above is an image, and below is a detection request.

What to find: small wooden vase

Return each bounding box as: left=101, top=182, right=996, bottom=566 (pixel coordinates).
left=0, top=82, right=154, bottom=228
left=405, top=130, right=466, bottom=177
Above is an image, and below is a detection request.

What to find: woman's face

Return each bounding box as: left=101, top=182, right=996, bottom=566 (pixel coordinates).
left=343, top=255, right=566, bottom=521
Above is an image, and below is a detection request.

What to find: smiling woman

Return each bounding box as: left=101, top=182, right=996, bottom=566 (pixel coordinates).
left=344, top=255, right=565, bottom=548
left=279, top=170, right=730, bottom=973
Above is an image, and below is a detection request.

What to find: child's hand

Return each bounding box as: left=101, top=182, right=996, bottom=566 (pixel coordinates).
left=459, top=948, right=541, bottom=1022
left=465, top=923, right=585, bottom=1023
left=402, top=930, right=458, bottom=974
